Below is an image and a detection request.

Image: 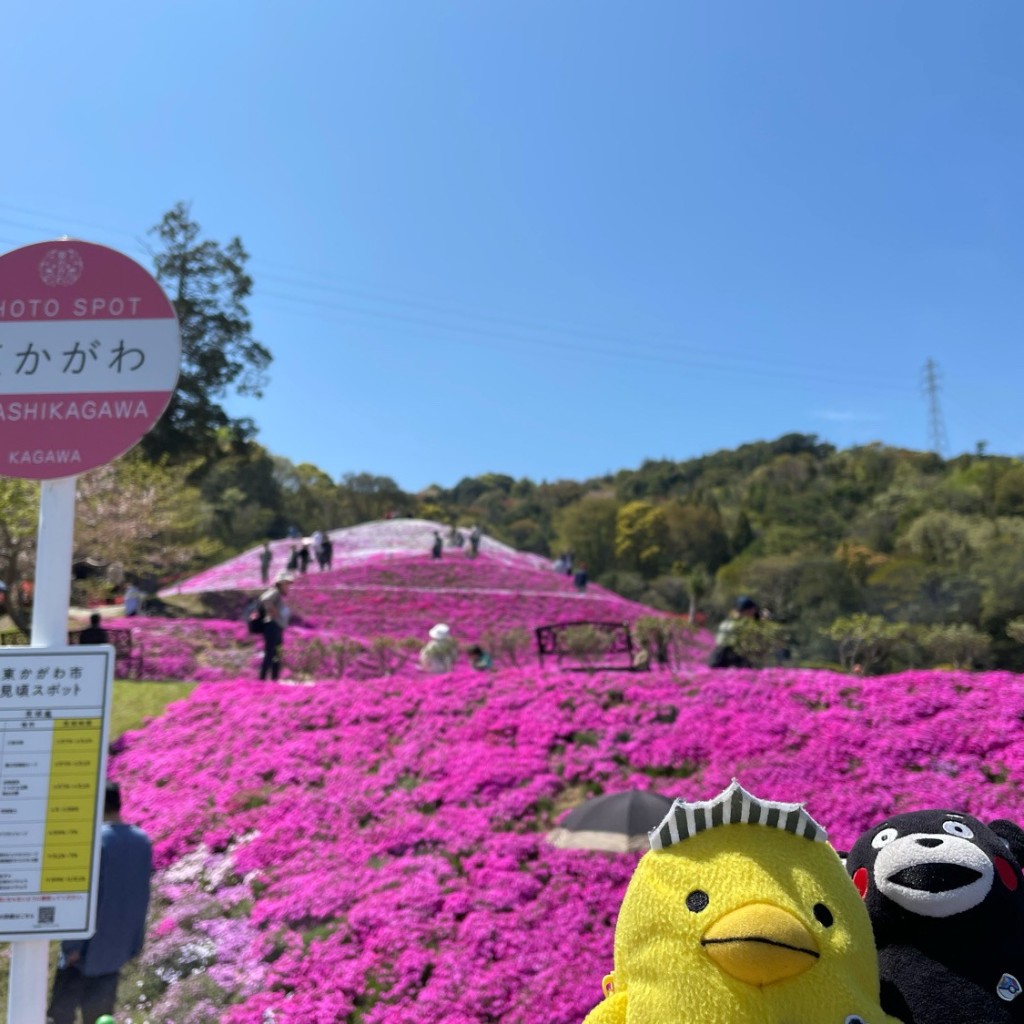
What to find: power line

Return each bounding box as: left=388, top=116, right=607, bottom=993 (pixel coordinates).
left=0, top=201, right=916, bottom=395
left=256, top=287, right=915, bottom=393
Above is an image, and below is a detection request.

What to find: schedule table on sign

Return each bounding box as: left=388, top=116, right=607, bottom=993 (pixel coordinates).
left=0, top=646, right=112, bottom=940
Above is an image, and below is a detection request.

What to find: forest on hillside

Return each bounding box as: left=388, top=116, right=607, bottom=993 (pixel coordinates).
left=7, top=430, right=1024, bottom=671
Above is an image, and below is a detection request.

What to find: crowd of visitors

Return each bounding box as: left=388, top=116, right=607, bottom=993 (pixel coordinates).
left=429, top=525, right=482, bottom=559
left=417, top=624, right=494, bottom=673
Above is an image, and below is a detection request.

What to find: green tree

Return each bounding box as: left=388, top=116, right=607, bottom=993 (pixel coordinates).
left=552, top=495, right=619, bottom=578
left=199, top=437, right=284, bottom=548
left=142, top=202, right=271, bottom=461
left=902, top=511, right=975, bottom=568
left=663, top=501, right=730, bottom=574
left=1006, top=617, right=1024, bottom=645
left=0, top=479, right=39, bottom=630
left=729, top=510, right=756, bottom=555
left=337, top=472, right=412, bottom=524
left=615, top=501, right=669, bottom=578
left=995, top=465, right=1024, bottom=516
left=682, top=566, right=712, bottom=623
left=75, top=453, right=217, bottom=583
left=865, top=557, right=981, bottom=627
left=822, top=614, right=907, bottom=673
left=717, top=554, right=805, bottom=622
left=275, top=459, right=346, bottom=534
left=917, top=623, right=991, bottom=669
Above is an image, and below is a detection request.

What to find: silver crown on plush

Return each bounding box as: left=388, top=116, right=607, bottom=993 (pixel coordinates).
left=649, top=779, right=827, bottom=851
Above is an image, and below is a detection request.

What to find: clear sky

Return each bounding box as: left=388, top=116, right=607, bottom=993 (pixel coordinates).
left=1, top=2, right=1022, bottom=491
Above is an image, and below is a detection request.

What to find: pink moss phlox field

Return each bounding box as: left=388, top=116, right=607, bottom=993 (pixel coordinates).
left=113, top=660, right=1024, bottom=1023
left=125, top=543, right=673, bottom=681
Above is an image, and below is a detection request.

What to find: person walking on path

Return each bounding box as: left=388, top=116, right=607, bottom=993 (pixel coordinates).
left=123, top=582, right=143, bottom=617
left=79, top=612, right=109, bottom=645
left=320, top=534, right=333, bottom=571
left=469, top=525, right=482, bottom=558
left=431, top=531, right=443, bottom=559
left=48, top=782, right=152, bottom=1024
left=259, top=571, right=294, bottom=681
left=573, top=563, right=589, bottom=593
left=259, top=542, right=273, bottom=585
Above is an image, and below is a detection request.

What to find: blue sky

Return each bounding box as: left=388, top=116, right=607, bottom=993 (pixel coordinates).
left=1, top=2, right=1022, bottom=490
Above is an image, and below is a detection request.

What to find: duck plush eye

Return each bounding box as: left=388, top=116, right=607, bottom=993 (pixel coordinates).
left=943, top=820, right=974, bottom=839
left=685, top=890, right=710, bottom=913
left=871, top=827, right=898, bottom=849
left=813, top=902, right=834, bottom=927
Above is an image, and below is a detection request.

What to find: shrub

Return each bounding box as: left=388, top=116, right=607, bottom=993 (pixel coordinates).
left=917, top=623, right=992, bottom=669
left=821, top=614, right=908, bottom=674
left=1006, top=616, right=1024, bottom=645
left=730, top=618, right=788, bottom=668
left=327, top=637, right=366, bottom=677
left=560, top=624, right=612, bottom=670
left=487, top=627, right=532, bottom=667
left=634, top=616, right=674, bottom=668
left=364, top=636, right=417, bottom=677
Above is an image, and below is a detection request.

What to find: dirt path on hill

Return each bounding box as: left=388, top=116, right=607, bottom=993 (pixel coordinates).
left=314, top=582, right=631, bottom=602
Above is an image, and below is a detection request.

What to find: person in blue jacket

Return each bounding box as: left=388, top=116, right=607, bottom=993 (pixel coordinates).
left=48, top=782, right=152, bottom=1024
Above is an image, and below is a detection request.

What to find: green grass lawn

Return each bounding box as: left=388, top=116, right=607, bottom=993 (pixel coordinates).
left=110, top=680, right=197, bottom=741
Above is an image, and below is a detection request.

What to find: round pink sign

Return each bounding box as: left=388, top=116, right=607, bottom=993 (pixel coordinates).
left=0, top=241, right=181, bottom=480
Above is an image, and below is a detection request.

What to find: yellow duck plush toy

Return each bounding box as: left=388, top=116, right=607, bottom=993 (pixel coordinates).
left=584, top=781, right=904, bottom=1024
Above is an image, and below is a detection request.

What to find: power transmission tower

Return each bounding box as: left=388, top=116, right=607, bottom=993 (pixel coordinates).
left=921, top=358, right=949, bottom=457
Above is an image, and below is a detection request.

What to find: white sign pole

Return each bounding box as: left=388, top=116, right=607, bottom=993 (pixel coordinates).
left=7, top=475, right=78, bottom=1024
left=29, top=478, right=76, bottom=646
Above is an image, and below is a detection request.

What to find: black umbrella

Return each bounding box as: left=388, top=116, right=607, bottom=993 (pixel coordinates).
left=547, top=790, right=676, bottom=853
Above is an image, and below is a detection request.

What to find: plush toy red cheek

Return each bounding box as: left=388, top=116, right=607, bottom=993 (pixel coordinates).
left=995, top=856, right=1019, bottom=891
left=853, top=866, right=869, bottom=898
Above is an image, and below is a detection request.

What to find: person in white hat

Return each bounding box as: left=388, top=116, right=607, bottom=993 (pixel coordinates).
left=419, top=622, right=458, bottom=673
left=258, top=571, right=295, bottom=681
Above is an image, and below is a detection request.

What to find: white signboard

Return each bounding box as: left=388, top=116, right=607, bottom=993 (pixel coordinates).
left=0, top=646, right=112, bottom=940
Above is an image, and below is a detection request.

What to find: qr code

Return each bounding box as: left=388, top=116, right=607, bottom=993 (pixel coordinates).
left=37, top=907, right=54, bottom=924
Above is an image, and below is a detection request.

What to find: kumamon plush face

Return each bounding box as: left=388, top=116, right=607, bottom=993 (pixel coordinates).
left=847, top=810, right=1024, bottom=932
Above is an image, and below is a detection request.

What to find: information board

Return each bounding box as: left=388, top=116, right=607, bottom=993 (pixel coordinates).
left=0, top=646, right=112, bottom=940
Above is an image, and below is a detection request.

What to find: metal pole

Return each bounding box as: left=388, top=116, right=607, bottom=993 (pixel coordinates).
left=7, top=475, right=77, bottom=1024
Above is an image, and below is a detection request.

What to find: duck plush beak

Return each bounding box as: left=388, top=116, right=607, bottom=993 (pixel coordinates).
left=701, top=903, right=820, bottom=986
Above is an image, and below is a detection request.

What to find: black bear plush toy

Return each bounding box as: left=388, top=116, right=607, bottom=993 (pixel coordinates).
left=847, top=810, right=1024, bottom=1024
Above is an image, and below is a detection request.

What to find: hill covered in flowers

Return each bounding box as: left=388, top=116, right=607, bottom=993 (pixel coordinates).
left=103, top=521, right=1024, bottom=1023
left=133, top=521, right=671, bottom=682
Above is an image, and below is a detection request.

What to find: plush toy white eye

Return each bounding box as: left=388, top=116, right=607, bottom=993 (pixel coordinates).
left=943, top=820, right=974, bottom=839
left=871, top=827, right=898, bottom=849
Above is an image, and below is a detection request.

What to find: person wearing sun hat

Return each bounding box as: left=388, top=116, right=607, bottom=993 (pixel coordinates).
left=258, top=571, right=295, bottom=681
left=419, top=622, right=459, bottom=673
